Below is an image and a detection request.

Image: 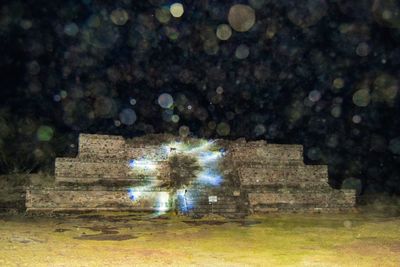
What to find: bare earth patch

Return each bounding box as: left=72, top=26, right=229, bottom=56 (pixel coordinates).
left=0, top=212, right=399, bottom=266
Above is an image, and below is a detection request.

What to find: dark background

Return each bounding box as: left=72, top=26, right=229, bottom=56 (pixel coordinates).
left=0, top=0, right=399, bottom=195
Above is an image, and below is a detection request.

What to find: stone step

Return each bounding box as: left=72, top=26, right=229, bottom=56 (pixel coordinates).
left=252, top=206, right=354, bottom=213
left=241, top=184, right=331, bottom=191
left=78, top=134, right=126, bottom=159
left=232, top=160, right=305, bottom=167
left=26, top=188, right=243, bottom=213
left=55, top=177, right=168, bottom=187
left=228, top=144, right=304, bottom=162
left=189, top=204, right=238, bottom=209
left=248, top=190, right=356, bottom=212
left=26, top=189, right=173, bottom=212
left=238, top=165, right=329, bottom=186
left=55, top=158, right=170, bottom=182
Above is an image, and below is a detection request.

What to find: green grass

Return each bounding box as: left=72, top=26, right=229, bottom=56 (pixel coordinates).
left=0, top=211, right=399, bottom=266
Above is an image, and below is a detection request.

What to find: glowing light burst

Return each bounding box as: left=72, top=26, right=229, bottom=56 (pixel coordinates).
left=164, top=140, right=225, bottom=186
left=197, top=170, right=222, bottom=186
left=162, top=141, right=185, bottom=155
left=157, top=192, right=170, bottom=212
left=127, top=187, right=171, bottom=214
left=127, top=139, right=226, bottom=214
left=198, top=151, right=223, bottom=164
left=127, top=188, right=140, bottom=201
left=128, top=159, right=158, bottom=171
left=176, top=189, right=194, bottom=213
left=163, top=140, right=217, bottom=155
left=187, top=140, right=215, bottom=154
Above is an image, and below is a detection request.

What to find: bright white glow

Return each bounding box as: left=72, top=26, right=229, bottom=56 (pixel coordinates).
left=176, top=189, right=186, bottom=197
left=129, top=159, right=158, bottom=171
left=197, top=170, right=222, bottom=186
left=129, top=139, right=226, bottom=214
left=162, top=141, right=185, bottom=156
left=170, top=3, right=184, bottom=18
left=163, top=140, right=218, bottom=155
left=163, top=140, right=224, bottom=187
left=156, top=192, right=170, bottom=212
left=127, top=188, right=142, bottom=201
left=197, top=151, right=223, bottom=164
left=187, top=140, right=214, bottom=154
left=127, top=190, right=170, bottom=213
left=176, top=189, right=193, bottom=213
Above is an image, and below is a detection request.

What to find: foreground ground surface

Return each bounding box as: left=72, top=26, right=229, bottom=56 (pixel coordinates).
left=0, top=210, right=399, bottom=267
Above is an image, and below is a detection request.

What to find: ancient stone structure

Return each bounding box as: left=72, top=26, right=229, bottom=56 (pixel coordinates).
left=26, top=134, right=356, bottom=216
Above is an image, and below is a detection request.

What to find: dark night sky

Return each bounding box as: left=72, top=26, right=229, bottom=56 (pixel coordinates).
left=0, top=0, right=399, bottom=194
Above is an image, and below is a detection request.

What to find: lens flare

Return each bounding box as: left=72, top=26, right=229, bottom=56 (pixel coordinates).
left=128, top=159, right=158, bottom=171
left=127, top=139, right=226, bottom=214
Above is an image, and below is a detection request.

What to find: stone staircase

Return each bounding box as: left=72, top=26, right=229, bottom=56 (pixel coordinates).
left=26, top=134, right=356, bottom=216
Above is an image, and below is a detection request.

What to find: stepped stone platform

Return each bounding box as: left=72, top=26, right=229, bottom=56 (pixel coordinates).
left=26, top=134, right=356, bottom=216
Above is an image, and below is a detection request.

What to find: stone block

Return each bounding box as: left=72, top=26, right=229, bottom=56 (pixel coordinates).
left=78, top=134, right=127, bottom=159
left=229, top=144, right=303, bottom=163
left=55, top=158, right=170, bottom=183
left=248, top=189, right=356, bottom=212
left=26, top=188, right=171, bottom=211
left=127, top=146, right=168, bottom=160
left=238, top=165, right=328, bottom=187
left=26, top=133, right=356, bottom=216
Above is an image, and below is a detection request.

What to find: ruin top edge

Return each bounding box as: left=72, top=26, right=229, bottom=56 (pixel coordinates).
left=78, top=133, right=269, bottom=145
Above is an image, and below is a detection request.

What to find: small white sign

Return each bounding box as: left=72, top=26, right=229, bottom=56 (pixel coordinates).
left=208, top=196, right=218, bottom=203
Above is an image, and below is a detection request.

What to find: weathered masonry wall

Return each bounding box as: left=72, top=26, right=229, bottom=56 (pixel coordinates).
left=238, top=165, right=329, bottom=187
left=26, top=189, right=170, bottom=211
left=229, top=143, right=304, bottom=163
left=248, top=190, right=356, bottom=212
left=26, top=133, right=356, bottom=215
left=55, top=158, right=170, bottom=184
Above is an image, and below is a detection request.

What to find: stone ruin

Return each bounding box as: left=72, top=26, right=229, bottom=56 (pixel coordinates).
left=26, top=134, right=356, bottom=217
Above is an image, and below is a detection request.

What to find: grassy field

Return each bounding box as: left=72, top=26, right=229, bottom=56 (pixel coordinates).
left=0, top=210, right=399, bottom=267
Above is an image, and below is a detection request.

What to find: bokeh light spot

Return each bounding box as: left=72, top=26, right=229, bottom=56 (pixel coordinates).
left=119, top=108, right=137, bottom=125
left=216, top=122, right=230, bottom=136
left=170, top=3, right=184, bottom=18
left=228, top=4, right=256, bottom=32
left=254, top=124, right=266, bottom=136
left=179, top=125, right=190, bottom=137
left=235, top=44, right=250, bottom=59
left=287, top=0, right=328, bottom=28
left=356, top=42, right=370, bottom=57
left=371, top=74, right=398, bottom=105
left=208, top=121, right=216, bottom=130
left=37, top=126, right=54, bottom=141
left=64, top=23, right=79, bottom=36
left=171, top=114, right=180, bottom=123
left=352, top=89, right=370, bottom=107
left=155, top=8, right=171, bottom=24
left=27, top=61, right=40, bottom=75
left=307, top=147, right=321, bottom=161
left=20, top=19, right=32, bottom=30
left=389, top=137, right=400, bottom=155
left=216, top=24, right=232, bottom=40
left=352, top=115, right=362, bottom=124
left=249, top=0, right=266, bottom=9
left=372, top=0, right=400, bottom=29
left=158, top=93, right=174, bottom=109
left=308, top=90, right=321, bottom=102
left=333, top=78, right=345, bottom=89
left=331, top=106, right=342, bottom=118
left=110, top=8, right=129, bottom=26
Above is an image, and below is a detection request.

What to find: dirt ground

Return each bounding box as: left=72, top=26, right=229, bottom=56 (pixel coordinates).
left=0, top=211, right=399, bottom=267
